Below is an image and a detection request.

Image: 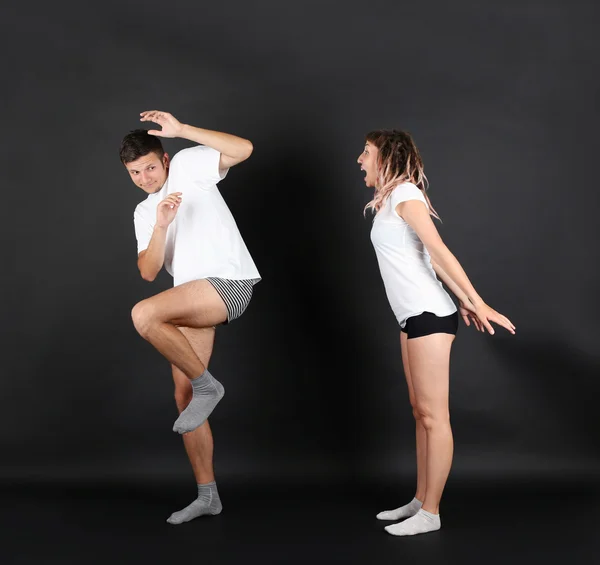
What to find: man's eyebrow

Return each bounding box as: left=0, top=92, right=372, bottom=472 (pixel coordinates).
left=128, top=162, right=154, bottom=172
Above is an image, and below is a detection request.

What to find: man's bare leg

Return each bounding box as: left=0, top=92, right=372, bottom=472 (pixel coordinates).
left=168, top=326, right=222, bottom=524
left=181, top=421, right=216, bottom=483
left=174, top=327, right=217, bottom=483
left=132, top=280, right=228, bottom=378
left=132, top=280, right=229, bottom=433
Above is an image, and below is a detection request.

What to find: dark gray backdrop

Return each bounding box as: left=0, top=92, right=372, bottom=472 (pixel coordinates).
left=2, top=0, right=599, bottom=486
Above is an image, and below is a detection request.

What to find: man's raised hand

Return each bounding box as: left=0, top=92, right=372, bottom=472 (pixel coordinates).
left=157, top=192, right=182, bottom=228
left=140, top=110, right=184, bottom=138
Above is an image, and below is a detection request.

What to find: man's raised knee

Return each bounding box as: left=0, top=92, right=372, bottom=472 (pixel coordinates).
left=131, top=299, right=156, bottom=338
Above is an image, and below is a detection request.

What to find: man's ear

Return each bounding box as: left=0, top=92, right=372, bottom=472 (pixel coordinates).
left=163, top=153, right=170, bottom=168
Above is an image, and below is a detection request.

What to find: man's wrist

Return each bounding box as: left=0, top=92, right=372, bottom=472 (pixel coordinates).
left=178, top=123, right=194, bottom=140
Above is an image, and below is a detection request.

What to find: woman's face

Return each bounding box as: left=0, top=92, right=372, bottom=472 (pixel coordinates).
left=357, top=142, right=378, bottom=188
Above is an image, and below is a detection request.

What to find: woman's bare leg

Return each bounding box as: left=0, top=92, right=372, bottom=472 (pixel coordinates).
left=407, top=332, right=455, bottom=514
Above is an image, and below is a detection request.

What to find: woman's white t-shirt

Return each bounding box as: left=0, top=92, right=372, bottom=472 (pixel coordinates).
left=133, top=146, right=261, bottom=287
left=370, top=182, right=456, bottom=327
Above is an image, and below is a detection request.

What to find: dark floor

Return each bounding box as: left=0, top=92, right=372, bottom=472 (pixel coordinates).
left=2, top=479, right=598, bottom=565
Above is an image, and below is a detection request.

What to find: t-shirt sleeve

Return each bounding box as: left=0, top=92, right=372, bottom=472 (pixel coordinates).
left=134, top=207, right=154, bottom=254
left=174, top=145, right=229, bottom=190
left=390, top=183, right=428, bottom=218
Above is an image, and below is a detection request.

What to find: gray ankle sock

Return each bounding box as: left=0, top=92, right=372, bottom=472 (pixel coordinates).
left=172, top=369, right=225, bottom=434
left=166, top=481, right=223, bottom=525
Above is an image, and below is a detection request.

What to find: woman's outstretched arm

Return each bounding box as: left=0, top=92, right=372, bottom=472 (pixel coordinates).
left=397, top=199, right=515, bottom=335
left=430, top=259, right=484, bottom=332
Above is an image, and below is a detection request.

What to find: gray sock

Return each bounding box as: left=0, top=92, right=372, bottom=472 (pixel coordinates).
left=172, top=369, right=225, bottom=434
left=166, top=481, right=223, bottom=525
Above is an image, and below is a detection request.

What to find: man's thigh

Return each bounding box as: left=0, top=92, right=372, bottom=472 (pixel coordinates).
left=148, top=280, right=228, bottom=328
left=172, top=326, right=217, bottom=388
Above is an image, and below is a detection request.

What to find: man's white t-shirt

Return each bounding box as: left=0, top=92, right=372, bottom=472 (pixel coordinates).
left=133, top=145, right=261, bottom=287
left=370, top=182, right=456, bottom=327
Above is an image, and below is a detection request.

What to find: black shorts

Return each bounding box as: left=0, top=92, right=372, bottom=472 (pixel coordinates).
left=401, top=311, right=459, bottom=339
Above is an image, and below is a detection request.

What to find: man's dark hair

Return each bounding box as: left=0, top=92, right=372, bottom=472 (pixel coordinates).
left=119, top=129, right=165, bottom=164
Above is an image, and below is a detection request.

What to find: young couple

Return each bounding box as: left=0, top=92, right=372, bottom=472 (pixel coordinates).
left=120, top=110, right=515, bottom=535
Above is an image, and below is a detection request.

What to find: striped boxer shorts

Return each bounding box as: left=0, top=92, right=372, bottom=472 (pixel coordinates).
left=206, top=278, right=258, bottom=324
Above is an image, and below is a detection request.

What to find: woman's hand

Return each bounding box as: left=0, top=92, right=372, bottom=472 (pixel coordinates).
left=471, top=301, right=516, bottom=335
left=459, top=300, right=485, bottom=332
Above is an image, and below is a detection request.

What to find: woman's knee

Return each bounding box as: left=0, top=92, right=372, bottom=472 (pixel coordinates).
left=414, top=405, right=450, bottom=431
left=410, top=398, right=421, bottom=422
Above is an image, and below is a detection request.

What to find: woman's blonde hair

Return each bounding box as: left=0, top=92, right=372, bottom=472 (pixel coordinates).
left=364, top=129, right=440, bottom=220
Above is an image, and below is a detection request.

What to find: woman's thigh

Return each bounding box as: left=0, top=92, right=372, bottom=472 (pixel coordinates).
left=406, top=333, right=455, bottom=415
left=401, top=332, right=416, bottom=405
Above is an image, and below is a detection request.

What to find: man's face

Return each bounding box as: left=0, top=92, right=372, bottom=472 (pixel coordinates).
left=124, top=152, right=169, bottom=194
left=357, top=142, right=378, bottom=188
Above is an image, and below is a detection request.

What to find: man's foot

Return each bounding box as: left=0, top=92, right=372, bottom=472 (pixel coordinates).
left=173, top=370, right=224, bottom=434
left=166, top=481, right=222, bottom=525
left=384, top=509, right=441, bottom=536
left=376, top=497, right=422, bottom=520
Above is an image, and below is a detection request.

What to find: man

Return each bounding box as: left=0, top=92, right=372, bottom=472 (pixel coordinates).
left=120, top=110, right=260, bottom=524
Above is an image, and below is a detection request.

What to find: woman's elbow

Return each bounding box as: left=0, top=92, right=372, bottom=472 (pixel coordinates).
left=428, top=242, right=451, bottom=265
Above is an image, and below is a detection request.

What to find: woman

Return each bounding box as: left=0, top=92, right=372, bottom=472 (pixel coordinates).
left=357, top=130, right=515, bottom=536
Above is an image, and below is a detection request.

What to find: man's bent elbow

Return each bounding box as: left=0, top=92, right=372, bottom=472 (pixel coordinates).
left=242, top=139, right=253, bottom=160
left=140, top=270, right=156, bottom=282
left=138, top=262, right=157, bottom=282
